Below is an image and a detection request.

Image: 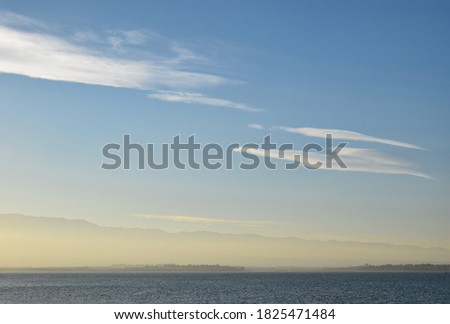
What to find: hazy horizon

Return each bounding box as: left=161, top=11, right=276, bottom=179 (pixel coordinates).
left=1, top=213, right=448, bottom=268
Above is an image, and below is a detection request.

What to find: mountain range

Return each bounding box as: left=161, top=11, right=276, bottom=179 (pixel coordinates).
left=0, top=214, right=448, bottom=268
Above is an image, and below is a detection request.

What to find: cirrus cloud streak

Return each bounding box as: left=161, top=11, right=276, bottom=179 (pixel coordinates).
left=234, top=146, right=431, bottom=179
left=0, top=11, right=231, bottom=90
left=275, top=126, right=423, bottom=150
left=147, top=91, right=263, bottom=112
left=135, top=213, right=272, bottom=228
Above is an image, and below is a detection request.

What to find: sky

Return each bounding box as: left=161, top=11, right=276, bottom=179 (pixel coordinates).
left=0, top=0, right=449, bottom=250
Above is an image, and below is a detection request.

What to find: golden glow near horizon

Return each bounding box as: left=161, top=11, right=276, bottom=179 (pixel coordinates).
left=0, top=214, right=449, bottom=268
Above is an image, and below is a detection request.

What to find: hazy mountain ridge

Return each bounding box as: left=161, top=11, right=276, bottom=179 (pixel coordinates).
left=1, top=214, right=449, bottom=268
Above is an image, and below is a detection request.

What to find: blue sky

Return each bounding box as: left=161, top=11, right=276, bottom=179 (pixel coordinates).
left=0, top=1, right=449, bottom=248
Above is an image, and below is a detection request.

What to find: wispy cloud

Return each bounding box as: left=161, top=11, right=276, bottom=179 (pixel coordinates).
left=135, top=213, right=272, bottom=228
left=248, top=123, right=264, bottom=129
left=275, top=126, right=423, bottom=150
left=0, top=12, right=230, bottom=91
left=73, top=29, right=158, bottom=49
left=148, top=91, right=263, bottom=112
left=0, top=29, right=224, bottom=90
left=168, top=43, right=212, bottom=66
left=234, top=146, right=432, bottom=179
left=110, top=30, right=149, bottom=47
left=0, top=11, right=47, bottom=29
left=0, top=12, right=264, bottom=113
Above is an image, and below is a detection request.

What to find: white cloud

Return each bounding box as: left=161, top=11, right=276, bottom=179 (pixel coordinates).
left=276, top=126, right=423, bottom=150
left=0, top=13, right=227, bottom=90
left=135, top=213, right=271, bottom=228
left=106, top=30, right=152, bottom=51
left=0, top=11, right=267, bottom=114
left=248, top=123, right=264, bottom=129
left=234, top=146, right=432, bottom=179
left=0, top=11, right=46, bottom=29
left=148, top=91, right=263, bottom=112
left=119, top=30, right=149, bottom=46
left=169, top=43, right=212, bottom=66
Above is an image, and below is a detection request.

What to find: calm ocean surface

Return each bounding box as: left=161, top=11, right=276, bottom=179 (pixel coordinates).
left=0, top=272, right=448, bottom=304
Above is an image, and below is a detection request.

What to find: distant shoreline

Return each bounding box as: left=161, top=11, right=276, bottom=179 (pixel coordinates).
left=0, top=263, right=448, bottom=273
